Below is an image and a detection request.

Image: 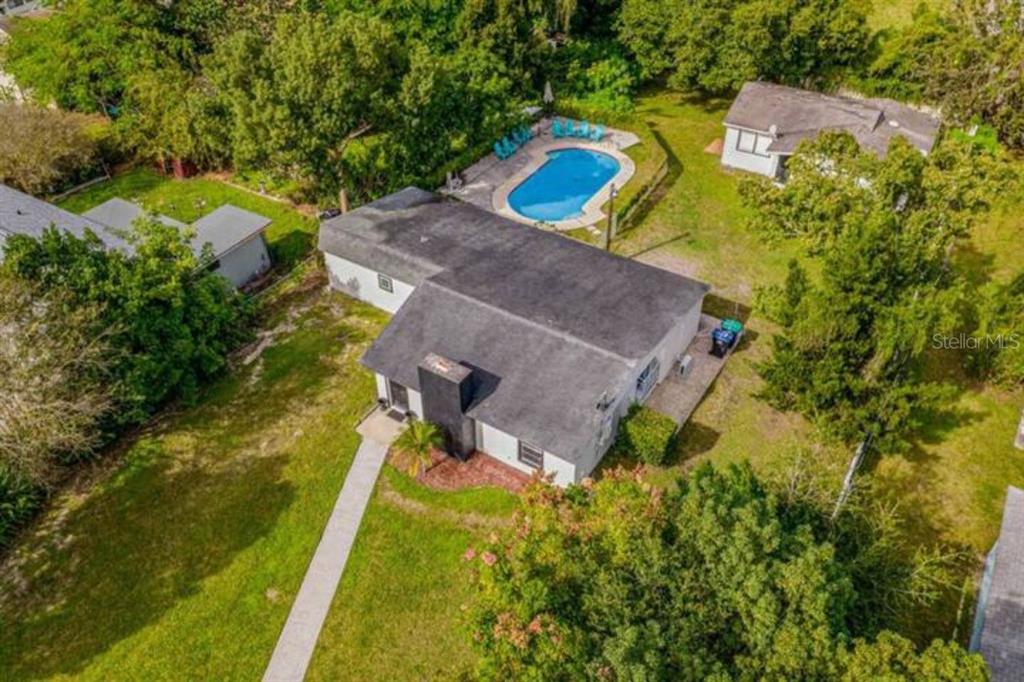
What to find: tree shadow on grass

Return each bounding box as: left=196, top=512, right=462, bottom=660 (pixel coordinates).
left=1, top=440, right=295, bottom=680
left=669, top=421, right=721, bottom=466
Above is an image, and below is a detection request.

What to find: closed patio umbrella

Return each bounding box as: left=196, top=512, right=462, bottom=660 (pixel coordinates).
left=543, top=81, right=554, bottom=105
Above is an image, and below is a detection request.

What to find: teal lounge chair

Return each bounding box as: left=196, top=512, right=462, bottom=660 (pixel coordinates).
left=502, top=137, right=517, bottom=155
left=564, top=119, right=577, bottom=137
left=521, top=125, right=534, bottom=140
left=513, top=128, right=528, bottom=145
left=591, top=124, right=605, bottom=141
left=494, top=141, right=507, bottom=160
left=579, top=121, right=591, bottom=138
left=552, top=119, right=564, bottom=138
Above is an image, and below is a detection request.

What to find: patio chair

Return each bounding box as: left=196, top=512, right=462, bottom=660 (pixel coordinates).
left=564, top=119, right=577, bottom=137
left=591, top=124, right=605, bottom=141
left=521, top=125, right=534, bottom=140
left=552, top=119, right=565, bottom=138
left=512, top=128, right=528, bottom=145
left=493, top=141, right=507, bottom=160
left=502, top=137, right=518, bottom=156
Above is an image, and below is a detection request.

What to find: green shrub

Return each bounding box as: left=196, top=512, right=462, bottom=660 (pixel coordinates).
left=0, top=469, right=44, bottom=547
left=614, top=403, right=676, bottom=465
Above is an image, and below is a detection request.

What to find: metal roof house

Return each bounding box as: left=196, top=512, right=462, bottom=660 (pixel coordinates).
left=721, top=81, right=940, bottom=181
left=83, top=199, right=273, bottom=287
left=319, top=187, right=709, bottom=485
left=1, top=185, right=272, bottom=287
left=971, top=486, right=1024, bottom=680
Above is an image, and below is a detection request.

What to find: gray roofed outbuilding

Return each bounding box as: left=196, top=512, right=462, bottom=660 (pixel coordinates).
left=973, top=486, right=1024, bottom=681
left=724, top=82, right=940, bottom=157
left=192, top=205, right=272, bottom=259
left=0, top=183, right=131, bottom=254
left=82, top=197, right=186, bottom=231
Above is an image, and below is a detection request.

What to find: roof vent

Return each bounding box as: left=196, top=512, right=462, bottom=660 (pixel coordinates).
left=768, top=124, right=778, bottom=136
left=888, top=119, right=900, bottom=128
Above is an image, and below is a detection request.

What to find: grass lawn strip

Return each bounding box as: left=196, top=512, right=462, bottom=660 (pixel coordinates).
left=0, top=273, right=387, bottom=681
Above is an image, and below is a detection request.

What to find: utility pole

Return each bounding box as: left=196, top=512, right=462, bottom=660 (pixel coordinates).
left=832, top=436, right=871, bottom=521
left=604, top=183, right=617, bottom=252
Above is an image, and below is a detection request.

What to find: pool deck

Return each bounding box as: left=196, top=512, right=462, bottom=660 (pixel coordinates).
left=442, top=118, right=640, bottom=231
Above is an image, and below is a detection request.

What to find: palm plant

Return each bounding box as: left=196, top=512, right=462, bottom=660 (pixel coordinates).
left=393, top=420, right=444, bottom=478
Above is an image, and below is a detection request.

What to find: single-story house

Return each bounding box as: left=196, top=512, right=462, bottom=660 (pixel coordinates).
left=721, top=81, right=940, bottom=181
left=83, top=198, right=273, bottom=287
left=971, top=486, right=1024, bottom=681
left=1, top=184, right=272, bottom=287
left=0, top=183, right=131, bottom=256
left=319, top=187, right=709, bottom=486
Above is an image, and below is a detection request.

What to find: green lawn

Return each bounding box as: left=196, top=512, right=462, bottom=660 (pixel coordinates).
left=0, top=265, right=388, bottom=680
left=307, top=467, right=517, bottom=680
left=58, top=168, right=318, bottom=267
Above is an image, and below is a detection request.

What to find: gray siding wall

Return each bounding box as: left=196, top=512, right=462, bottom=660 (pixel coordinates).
left=214, top=235, right=271, bottom=287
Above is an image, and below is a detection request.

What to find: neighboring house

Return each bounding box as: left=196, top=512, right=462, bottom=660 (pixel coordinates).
left=721, top=81, right=940, bottom=181
left=319, top=187, right=709, bottom=486
left=0, top=184, right=272, bottom=287
left=0, top=183, right=131, bottom=256
left=0, top=0, right=43, bottom=17
left=83, top=199, right=273, bottom=287
left=971, top=486, right=1024, bottom=681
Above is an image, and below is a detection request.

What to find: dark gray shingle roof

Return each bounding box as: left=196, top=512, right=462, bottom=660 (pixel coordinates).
left=320, top=188, right=709, bottom=360
left=977, top=486, right=1024, bottom=681
left=0, top=183, right=130, bottom=253
left=323, top=188, right=709, bottom=460
left=362, top=280, right=633, bottom=460
left=724, top=82, right=940, bottom=157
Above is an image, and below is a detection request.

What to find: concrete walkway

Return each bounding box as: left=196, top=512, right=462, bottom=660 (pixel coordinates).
left=262, top=415, right=398, bottom=682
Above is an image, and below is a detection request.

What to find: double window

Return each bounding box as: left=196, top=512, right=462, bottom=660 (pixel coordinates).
left=736, top=129, right=770, bottom=158
left=517, top=441, right=544, bottom=469
left=377, top=273, right=394, bottom=293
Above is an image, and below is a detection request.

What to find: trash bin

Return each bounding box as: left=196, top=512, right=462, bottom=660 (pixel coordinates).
left=722, top=318, right=743, bottom=334
left=711, top=329, right=735, bottom=358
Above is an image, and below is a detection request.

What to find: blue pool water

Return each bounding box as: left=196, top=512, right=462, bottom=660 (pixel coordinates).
left=508, top=148, right=620, bottom=222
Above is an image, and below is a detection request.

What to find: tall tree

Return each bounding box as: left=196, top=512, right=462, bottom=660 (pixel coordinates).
left=2, top=218, right=253, bottom=424
left=743, top=133, right=1007, bottom=450
left=208, top=11, right=405, bottom=201
left=0, top=276, right=113, bottom=488
left=0, top=103, right=107, bottom=194
left=467, top=463, right=986, bottom=680
left=617, top=0, right=869, bottom=92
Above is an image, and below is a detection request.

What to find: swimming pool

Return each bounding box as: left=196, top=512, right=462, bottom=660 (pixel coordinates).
left=508, top=148, right=620, bottom=222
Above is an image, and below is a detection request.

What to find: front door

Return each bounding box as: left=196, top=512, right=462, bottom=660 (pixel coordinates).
left=388, top=379, right=409, bottom=412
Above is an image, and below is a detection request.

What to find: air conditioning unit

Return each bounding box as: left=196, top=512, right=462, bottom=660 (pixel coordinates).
left=679, top=354, right=694, bottom=379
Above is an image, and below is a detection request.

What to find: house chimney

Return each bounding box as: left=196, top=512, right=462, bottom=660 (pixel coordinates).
left=417, top=353, right=476, bottom=460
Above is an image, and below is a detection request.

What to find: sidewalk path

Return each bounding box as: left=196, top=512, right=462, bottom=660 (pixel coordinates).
left=262, top=436, right=389, bottom=682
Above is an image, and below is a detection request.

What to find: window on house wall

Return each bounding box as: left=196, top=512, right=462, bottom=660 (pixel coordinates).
left=377, top=273, right=393, bottom=293
left=518, top=441, right=544, bottom=469
left=636, top=357, right=660, bottom=401
left=736, top=130, right=770, bottom=157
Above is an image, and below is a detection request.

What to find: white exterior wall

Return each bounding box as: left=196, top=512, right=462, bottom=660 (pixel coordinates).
left=324, top=253, right=415, bottom=314
left=721, top=126, right=781, bottom=178
left=572, top=300, right=705, bottom=481
left=214, top=235, right=271, bottom=287
left=375, top=372, right=424, bottom=419
left=476, top=421, right=576, bottom=487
